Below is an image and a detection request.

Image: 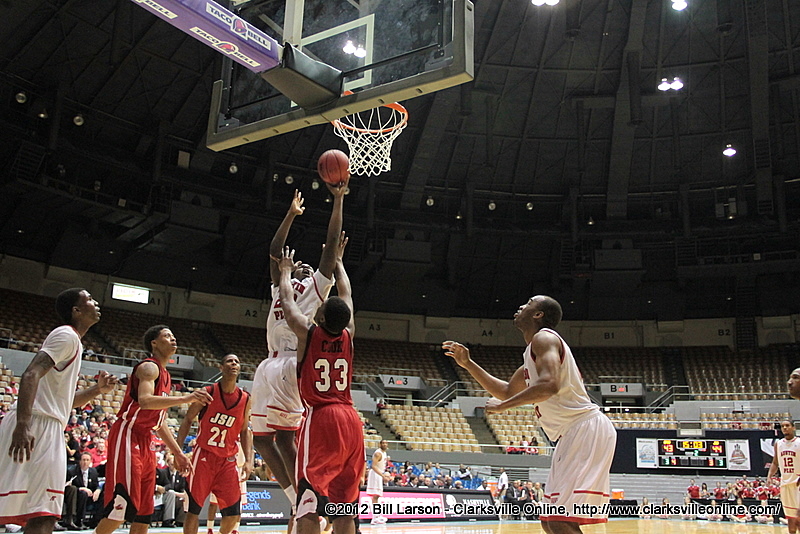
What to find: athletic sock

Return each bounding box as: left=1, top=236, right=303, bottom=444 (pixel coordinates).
left=284, top=486, right=297, bottom=505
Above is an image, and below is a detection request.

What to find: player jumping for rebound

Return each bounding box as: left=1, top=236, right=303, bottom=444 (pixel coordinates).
left=250, top=185, right=346, bottom=521
left=276, top=235, right=364, bottom=534
left=178, top=354, right=253, bottom=534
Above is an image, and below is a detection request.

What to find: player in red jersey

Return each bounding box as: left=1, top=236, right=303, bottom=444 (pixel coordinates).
left=94, top=325, right=212, bottom=534
left=177, top=354, right=253, bottom=534
left=276, top=236, right=364, bottom=534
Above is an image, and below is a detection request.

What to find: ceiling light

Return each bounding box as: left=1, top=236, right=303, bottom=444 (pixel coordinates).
left=670, top=77, right=684, bottom=90
left=342, top=40, right=356, bottom=55
left=456, top=211, right=463, bottom=220
left=526, top=202, right=534, bottom=211
left=488, top=201, right=496, bottom=211
left=531, top=0, right=546, bottom=5
left=285, top=175, right=294, bottom=184
left=229, top=162, right=238, bottom=174
left=272, top=173, right=279, bottom=182
left=723, top=144, right=736, bottom=157
left=73, top=114, right=85, bottom=126
left=544, top=0, right=559, bottom=5
left=311, top=180, right=320, bottom=190
left=37, top=108, right=48, bottom=119
left=587, top=216, right=595, bottom=225
left=191, top=266, right=198, bottom=271
left=672, top=0, right=688, bottom=10
left=15, top=92, right=27, bottom=104
left=658, top=78, right=671, bottom=91
left=354, top=46, right=367, bottom=59
left=426, top=196, right=434, bottom=207
left=325, top=196, right=331, bottom=203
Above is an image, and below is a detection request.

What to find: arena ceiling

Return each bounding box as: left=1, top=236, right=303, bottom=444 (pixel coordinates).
left=1, top=0, right=800, bottom=323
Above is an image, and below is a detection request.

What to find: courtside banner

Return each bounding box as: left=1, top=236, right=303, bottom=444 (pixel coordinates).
left=130, top=0, right=279, bottom=72
left=358, top=492, right=446, bottom=520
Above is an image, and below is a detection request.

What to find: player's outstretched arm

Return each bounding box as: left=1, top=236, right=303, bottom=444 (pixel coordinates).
left=442, top=341, right=520, bottom=400
left=333, top=232, right=355, bottom=337
left=72, top=370, right=118, bottom=409
left=318, top=183, right=347, bottom=279
left=136, top=362, right=212, bottom=410
left=485, top=332, right=561, bottom=413
left=269, top=189, right=305, bottom=286
left=275, top=247, right=311, bottom=352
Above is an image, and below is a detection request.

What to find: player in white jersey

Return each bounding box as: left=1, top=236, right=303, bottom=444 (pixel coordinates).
left=251, top=185, right=346, bottom=515
left=0, top=288, right=117, bottom=534
left=366, top=440, right=389, bottom=524
left=444, top=295, right=616, bottom=534
left=768, top=420, right=800, bottom=532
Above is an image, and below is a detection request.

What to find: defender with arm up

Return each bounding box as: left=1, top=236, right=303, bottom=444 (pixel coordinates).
left=277, top=236, right=364, bottom=534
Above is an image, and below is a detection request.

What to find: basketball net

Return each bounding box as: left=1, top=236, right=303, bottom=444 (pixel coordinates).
left=332, top=102, right=408, bottom=177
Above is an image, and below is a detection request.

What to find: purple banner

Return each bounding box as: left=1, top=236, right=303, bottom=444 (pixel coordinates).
left=130, top=0, right=279, bottom=72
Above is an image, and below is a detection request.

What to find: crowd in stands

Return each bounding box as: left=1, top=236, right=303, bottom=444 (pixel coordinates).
left=635, top=475, right=784, bottom=523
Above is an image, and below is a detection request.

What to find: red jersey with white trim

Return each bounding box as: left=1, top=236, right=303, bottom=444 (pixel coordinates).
left=113, top=358, right=171, bottom=431
left=298, top=325, right=353, bottom=408
left=522, top=328, right=598, bottom=441
left=195, top=382, right=250, bottom=458
left=777, top=437, right=800, bottom=486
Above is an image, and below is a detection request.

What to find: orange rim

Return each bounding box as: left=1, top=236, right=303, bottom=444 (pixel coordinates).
left=332, top=102, right=409, bottom=134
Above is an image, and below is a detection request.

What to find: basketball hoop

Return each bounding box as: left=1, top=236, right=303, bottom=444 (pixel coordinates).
left=332, top=102, right=408, bottom=177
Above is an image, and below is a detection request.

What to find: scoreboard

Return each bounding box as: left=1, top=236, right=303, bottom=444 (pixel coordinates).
left=657, top=439, right=727, bottom=468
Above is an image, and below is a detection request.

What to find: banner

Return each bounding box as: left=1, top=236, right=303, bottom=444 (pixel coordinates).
left=130, top=0, right=279, bottom=72
left=727, top=439, right=751, bottom=471
left=636, top=438, right=658, bottom=468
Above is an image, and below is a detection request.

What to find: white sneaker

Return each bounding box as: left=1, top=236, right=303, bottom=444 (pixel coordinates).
left=377, top=516, right=388, bottom=524
left=5, top=525, right=22, bottom=533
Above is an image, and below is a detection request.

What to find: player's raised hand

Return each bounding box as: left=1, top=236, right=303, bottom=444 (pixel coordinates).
left=186, top=388, right=213, bottom=406
left=9, top=422, right=35, bottom=463
left=289, top=190, right=305, bottom=216
left=442, top=340, right=472, bottom=368
left=96, top=369, right=118, bottom=394
left=326, top=180, right=349, bottom=197
left=273, top=247, right=297, bottom=274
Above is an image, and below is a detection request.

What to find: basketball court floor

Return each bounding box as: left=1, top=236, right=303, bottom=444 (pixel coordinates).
left=137, top=519, right=787, bottom=534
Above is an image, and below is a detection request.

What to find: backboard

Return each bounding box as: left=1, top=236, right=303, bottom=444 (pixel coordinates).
left=206, top=0, right=473, bottom=150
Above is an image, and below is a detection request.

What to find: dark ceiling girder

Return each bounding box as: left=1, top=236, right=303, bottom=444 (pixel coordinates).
left=744, top=0, right=774, bottom=216
left=399, top=0, right=498, bottom=211
left=605, top=0, right=647, bottom=220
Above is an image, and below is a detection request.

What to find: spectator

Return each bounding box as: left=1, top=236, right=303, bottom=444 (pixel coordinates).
left=700, top=482, right=709, bottom=498
left=531, top=482, right=544, bottom=502
left=657, top=498, right=670, bottom=519
left=495, top=468, right=509, bottom=502
left=456, top=464, right=472, bottom=482
left=707, top=500, right=723, bottom=521
left=89, top=438, right=108, bottom=477
left=639, top=497, right=651, bottom=519
left=712, top=482, right=726, bottom=501
left=686, top=479, right=700, bottom=500
left=680, top=496, right=695, bottom=520
left=63, top=452, right=101, bottom=529
left=453, top=480, right=464, bottom=490
left=728, top=497, right=750, bottom=523
left=155, top=453, right=186, bottom=528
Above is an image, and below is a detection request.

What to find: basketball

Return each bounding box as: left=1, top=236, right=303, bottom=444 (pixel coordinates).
left=317, top=149, right=350, bottom=185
